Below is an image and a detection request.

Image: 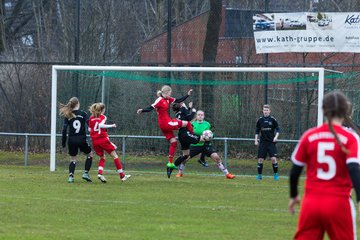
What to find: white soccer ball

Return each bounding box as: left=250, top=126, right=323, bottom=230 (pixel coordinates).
left=202, top=130, right=213, bottom=141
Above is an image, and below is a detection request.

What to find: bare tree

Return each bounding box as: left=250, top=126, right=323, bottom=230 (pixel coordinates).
left=201, top=0, right=222, bottom=121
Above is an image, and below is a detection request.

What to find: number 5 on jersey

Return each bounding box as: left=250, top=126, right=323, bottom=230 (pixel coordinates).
left=317, top=142, right=336, bottom=180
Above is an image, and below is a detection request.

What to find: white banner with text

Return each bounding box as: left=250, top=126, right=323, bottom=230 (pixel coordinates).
left=253, top=12, right=360, bottom=53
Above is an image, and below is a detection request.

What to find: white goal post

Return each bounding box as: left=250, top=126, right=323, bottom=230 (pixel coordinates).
left=50, top=65, right=325, bottom=172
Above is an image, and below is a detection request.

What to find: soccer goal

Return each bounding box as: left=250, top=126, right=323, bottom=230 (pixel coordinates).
left=51, top=66, right=327, bottom=172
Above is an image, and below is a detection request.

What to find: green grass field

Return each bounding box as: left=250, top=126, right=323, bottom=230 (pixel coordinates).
left=0, top=153, right=356, bottom=239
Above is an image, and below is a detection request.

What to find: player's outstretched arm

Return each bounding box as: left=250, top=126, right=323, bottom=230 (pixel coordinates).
left=99, top=123, right=116, bottom=129
left=174, top=89, right=193, bottom=103
left=137, top=106, right=154, bottom=114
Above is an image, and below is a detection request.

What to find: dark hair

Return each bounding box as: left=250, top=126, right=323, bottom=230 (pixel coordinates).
left=323, top=91, right=360, bottom=153
left=172, top=102, right=181, bottom=112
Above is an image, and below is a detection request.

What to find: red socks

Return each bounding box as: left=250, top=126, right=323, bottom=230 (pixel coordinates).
left=98, top=158, right=125, bottom=178
left=98, top=158, right=105, bottom=175
left=169, top=141, right=177, bottom=163
left=114, top=158, right=125, bottom=178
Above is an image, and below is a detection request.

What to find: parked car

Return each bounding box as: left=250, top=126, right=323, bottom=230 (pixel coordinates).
left=318, top=19, right=329, bottom=26
left=289, top=20, right=305, bottom=27
left=269, top=21, right=275, bottom=29
left=255, top=20, right=271, bottom=29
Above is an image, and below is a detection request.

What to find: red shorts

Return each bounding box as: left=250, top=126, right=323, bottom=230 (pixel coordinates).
left=159, top=119, right=182, bottom=141
left=294, top=195, right=356, bottom=240
left=92, top=137, right=117, bottom=157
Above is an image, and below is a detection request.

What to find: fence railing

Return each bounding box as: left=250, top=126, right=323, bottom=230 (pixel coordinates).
left=0, top=132, right=299, bottom=169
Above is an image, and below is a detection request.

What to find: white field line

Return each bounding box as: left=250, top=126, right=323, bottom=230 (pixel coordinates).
left=0, top=194, right=289, bottom=213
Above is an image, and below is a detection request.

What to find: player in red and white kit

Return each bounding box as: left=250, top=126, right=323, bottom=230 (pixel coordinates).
left=137, top=85, right=194, bottom=170
left=289, top=91, right=360, bottom=240
left=88, top=102, right=131, bottom=183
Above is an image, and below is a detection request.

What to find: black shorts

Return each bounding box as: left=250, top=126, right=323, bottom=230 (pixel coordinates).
left=178, top=129, right=200, bottom=150
left=190, top=142, right=216, bottom=158
left=68, top=136, right=92, bottom=156
left=257, top=141, right=277, bottom=159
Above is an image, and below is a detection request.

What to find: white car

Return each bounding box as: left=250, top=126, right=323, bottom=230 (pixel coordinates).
left=289, top=20, right=305, bottom=27
left=318, top=19, right=329, bottom=26
left=269, top=21, right=275, bottom=29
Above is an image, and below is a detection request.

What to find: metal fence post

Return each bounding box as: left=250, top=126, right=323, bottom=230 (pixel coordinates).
left=223, top=138, right=228, bottom=167
left=24, top=134, right=29, bottom=166
left=122, top=136, right=126, bottom=165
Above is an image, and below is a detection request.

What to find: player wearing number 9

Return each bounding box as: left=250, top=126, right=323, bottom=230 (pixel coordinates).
left=60, top=97, right=93, bottom=183
left=289, top=91, right=360, bottom=240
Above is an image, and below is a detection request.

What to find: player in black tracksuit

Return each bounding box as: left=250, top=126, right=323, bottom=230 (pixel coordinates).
left=255, top=104, right=280, bottom=180
left=60, top=97, right=93, bottom=183
left=166, top=102, right=203, bottom=178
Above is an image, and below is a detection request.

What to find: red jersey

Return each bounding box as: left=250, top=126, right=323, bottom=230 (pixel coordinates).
left=151, top=96, right=175, bottom=128
left=291, top=123, right=360, bottom=198
left=88, top=114, right=109, bottom=139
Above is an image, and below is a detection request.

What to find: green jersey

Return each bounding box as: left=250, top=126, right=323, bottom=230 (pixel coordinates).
left=191, top=120, right=211, bottom=147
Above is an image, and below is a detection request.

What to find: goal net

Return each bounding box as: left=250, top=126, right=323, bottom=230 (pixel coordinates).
left=51, top=66, right=327, bottom=172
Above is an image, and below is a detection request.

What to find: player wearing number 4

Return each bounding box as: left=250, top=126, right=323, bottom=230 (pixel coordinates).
left=255, top=104, right=280, bottom=180
left=289, top=91, right=360, bottom=240
left=88, top=103, right=131, bottom=183
left=60, top=97, right=93, bottom=183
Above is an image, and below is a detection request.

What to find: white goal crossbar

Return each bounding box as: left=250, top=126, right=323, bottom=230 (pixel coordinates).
left=51, top=66, right=325, bottom=171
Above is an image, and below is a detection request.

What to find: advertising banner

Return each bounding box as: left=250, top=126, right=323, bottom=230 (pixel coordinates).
left=253, top=12, right=360, bottom=53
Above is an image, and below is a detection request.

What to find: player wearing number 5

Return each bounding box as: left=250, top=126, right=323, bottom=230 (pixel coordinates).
left=289, top=91, right=360, bottom=240
left=60, top=97, right=93, bottom=183
left=88, top=103, right=131, bottom=183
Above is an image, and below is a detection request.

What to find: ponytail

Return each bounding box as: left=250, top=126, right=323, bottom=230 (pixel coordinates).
left=328, top=118, right=349, bottom=154
left=59, top=97, right=79, bottom=119
left=323, top=91, right=352, bottom=154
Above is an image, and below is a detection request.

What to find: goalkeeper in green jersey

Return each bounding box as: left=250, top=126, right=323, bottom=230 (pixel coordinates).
left=191, top=111, right=211, bottom=167
left=174, top=109, right=235, bottom=179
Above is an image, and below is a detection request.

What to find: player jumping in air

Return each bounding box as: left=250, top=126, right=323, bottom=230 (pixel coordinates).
left=136, top=85, right=194, bottom=170
left=88, top=103, right=131, bottom=183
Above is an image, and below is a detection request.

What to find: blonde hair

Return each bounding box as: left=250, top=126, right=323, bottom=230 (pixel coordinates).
left=157, top=85, right=172, bottom=97
left=59, top=97, right=79, bottom=119
left=89, top=102, right=105, bottom=117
